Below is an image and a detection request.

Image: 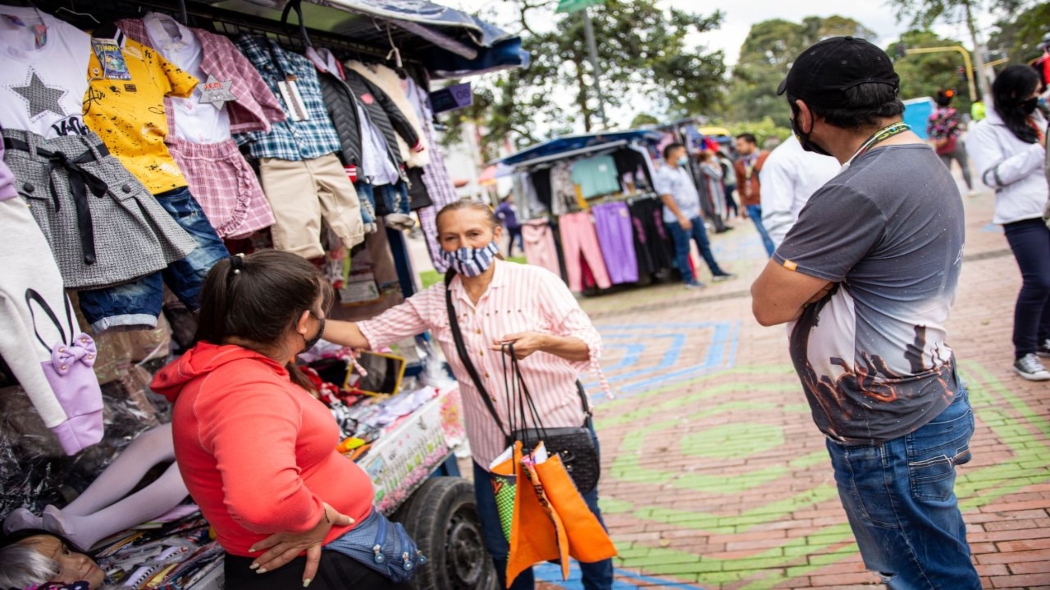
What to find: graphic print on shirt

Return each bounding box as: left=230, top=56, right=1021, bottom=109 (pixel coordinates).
left=4, top=68, right=87, bottom=137
left=83, top=35, right=198, bottom=194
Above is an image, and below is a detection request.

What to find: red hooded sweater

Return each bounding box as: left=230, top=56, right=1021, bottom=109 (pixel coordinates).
left=152, top=342, right=373, bottom=557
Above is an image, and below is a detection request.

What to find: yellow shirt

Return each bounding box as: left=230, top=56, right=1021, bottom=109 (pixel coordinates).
left=83, top=35, right=197, bottom=194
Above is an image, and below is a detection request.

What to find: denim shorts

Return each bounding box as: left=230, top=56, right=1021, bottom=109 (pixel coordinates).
left=79, top=186, right=228, bottom=332
left=373, top=181, right=410, bottom=217
left=826, top=389, right=981, bottom=589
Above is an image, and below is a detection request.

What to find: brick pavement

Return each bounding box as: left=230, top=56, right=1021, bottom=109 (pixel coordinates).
left=535, top=189, right=1050, bottom=589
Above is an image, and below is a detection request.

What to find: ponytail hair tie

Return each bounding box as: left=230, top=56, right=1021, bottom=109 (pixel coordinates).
left=230, top=253, right=245, bottom=275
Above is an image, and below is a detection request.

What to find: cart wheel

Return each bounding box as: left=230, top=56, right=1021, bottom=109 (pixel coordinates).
left=394, top=477, right=498, bottom=590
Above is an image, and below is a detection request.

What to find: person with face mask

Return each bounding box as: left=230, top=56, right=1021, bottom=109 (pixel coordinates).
left=150, top=251, right=409, bottom=590
left=653, top=143, right=735, bottom=288
left=751, top=37, right=980, bottom=588
left=322, top=199, right=615, bottom=590
left=968, top=65, right=1050, bottom=381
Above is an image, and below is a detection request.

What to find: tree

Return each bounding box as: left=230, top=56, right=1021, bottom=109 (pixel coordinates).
left=987, top=1, right=1050, bottom=66
left=888, top=30, right=972, bottom=111
left=724, top=16, right=876, bottom=127
left=885, top=0, right=992, bottom=100
left=441, top=0, right=725, bottom=157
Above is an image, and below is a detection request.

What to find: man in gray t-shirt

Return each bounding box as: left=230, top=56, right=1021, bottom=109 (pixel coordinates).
left=751, top=37, right=980, bottom=588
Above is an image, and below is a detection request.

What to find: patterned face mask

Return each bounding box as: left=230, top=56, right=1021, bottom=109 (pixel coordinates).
left=442, top=241, right=500, bottom=277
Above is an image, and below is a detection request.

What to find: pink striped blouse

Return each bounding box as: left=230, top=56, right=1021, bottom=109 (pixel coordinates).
left=358, top=259, right=607, bottom=470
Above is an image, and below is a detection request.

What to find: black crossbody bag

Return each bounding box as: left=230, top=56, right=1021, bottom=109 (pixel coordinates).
left=444, top=272, right=600, bottom=495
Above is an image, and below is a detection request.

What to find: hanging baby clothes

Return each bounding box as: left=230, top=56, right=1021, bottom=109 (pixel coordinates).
left=521, top=219, right=561, bottom=278
left=0, top=5, right=91, bottom=138
left=559, top=212, right=612, bottom=292
left=79, top=27, right=228, bottom=332
left=305, top=47, right=410, bottom=230
left=0, top=195, right=103, bottom=455
left=591, top=201, right=638, bottom=284
left=346, top=61, right=429, bottom=169
left=235, top=36, right=364, bottom=258
left=405, top=74, right=462, bottom=272
left=117, top=14, right=281, bottom=239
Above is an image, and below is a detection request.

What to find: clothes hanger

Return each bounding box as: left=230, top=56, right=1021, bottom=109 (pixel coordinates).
left=280, top=0, right=311, bottom=48
left=55, top=5, right=99, bottom=24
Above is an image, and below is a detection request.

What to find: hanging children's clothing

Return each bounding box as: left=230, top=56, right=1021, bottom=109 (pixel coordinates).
left=559, top=211, right=612, bottom=292
left=550, top=160, right=579, bottom=216
left=0, top=196, right=103, bottom=455
left=79, top=27, right=229, bottom=332
left=628, top=197, right=676, bottom=276
left=0, top=5, right=91, bottom=137
left=592, top=201, right=638, bottom=284
left=346, top=61, right=429, bottom=169
left=405, top=74, right=465, bottom=272
left=235, top=36, right=364, bottom=257
left=3, top=128, right=196, bottom=290
left=521, top=219, right=561, bottom=278
left=117, top=14, right=282, bottom=239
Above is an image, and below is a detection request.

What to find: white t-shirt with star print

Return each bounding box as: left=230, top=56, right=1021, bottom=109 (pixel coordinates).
left=0, top=6, right=91, bottom=138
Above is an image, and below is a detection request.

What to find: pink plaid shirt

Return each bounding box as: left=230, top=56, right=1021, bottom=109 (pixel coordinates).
left=358, top=259, right=608, bottom=469
left=117, top=18, right=285, bottom=135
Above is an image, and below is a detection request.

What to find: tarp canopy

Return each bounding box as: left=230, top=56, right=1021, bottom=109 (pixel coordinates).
left=87, top=0, right=529, bottom=78
left=495, top=130, right=663, bottom=168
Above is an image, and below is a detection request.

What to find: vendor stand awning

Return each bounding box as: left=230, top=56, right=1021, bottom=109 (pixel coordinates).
left=495, top=130, right=662, bottom=168
left=72, top=0, right=529, bottom=77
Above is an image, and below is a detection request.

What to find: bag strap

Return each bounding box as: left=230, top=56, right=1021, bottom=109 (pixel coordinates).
left=24, top=289, right=71, bottom=352
left=444, top=271, right=508, bottom=439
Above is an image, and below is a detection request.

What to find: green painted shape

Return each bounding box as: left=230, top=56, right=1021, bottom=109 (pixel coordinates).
left=680, top=423, right=784, bottom=459
left=604, top=362, right=1050, bottom=587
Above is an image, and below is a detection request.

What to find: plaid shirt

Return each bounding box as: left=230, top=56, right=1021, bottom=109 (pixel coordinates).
left=234, top=36, right=340, bottom=161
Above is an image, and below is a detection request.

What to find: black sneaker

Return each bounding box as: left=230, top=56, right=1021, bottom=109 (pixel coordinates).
left=1038, top=339, right=1050, bottom=358
left=1014, top=353, right=1050, bottom=381
left=712, top=273, right=736, bottom=283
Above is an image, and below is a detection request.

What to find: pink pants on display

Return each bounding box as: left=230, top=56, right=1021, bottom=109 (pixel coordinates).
left=522, top=221, right=561, bottom=278
left=559, top=212, right=612, bottom=292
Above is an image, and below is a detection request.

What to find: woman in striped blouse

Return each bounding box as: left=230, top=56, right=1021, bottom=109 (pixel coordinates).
left=326, top=200, right=614, bottom=590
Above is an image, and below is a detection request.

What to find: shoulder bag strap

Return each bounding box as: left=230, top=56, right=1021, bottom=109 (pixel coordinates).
left=444, top=271, right=508, bottom=439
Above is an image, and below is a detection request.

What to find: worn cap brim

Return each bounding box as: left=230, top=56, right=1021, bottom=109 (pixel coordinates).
left=776, top=77, right=788, bottom=96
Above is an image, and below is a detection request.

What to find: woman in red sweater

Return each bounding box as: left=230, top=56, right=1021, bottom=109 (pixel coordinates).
left=151, top=251, right=407, bottom=590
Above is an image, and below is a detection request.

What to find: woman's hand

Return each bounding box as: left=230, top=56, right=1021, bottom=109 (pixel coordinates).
left=249, top=503, right=354, bottom=586
left=492, top=333, right=551, bottom=359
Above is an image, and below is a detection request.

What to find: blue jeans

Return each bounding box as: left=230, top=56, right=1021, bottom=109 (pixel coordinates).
left=826, top=390, right=981, bottom=589
left=374, top=181, right=410, bottom=217
left=745, top=204, right=775, bottom=256
left=1003, top=218, right=1050, bottom=357
left=79, top=187, right=228, bottom=332
left=354, top=181, right=377, bottom=225
left=473, top=427, right=613, bottom=590
left=666, top=216, right=726, bottom=284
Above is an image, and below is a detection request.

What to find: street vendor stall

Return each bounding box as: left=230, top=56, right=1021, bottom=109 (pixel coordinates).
left=0, top=1, right=524, bottom=588
left=493, top=130, right=683, bottom=293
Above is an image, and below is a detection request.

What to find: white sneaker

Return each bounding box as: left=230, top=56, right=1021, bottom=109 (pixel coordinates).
left=1014, top=353, right=1050, bottom=381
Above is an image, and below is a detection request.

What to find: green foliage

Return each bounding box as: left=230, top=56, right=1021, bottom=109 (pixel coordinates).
left=988, top=1, right=1050, bottom=65
left=723, top=16, right=876, bottom=127
left=886, top=0, right=980, bottom=30
left=440, top=0, right=725, bottom=156
left=727, top=117, right=793, bottom=146
left=630, top=113, right=660, bottom=128
left=887, top=30, right=972, bottom=112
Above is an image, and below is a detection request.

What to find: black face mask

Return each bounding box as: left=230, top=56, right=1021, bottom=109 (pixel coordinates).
left=790, top=103, right=833, bottom=157
left=301, top=315, right=326, bottom=353
left=1021, top=97, right=1039, bottom=115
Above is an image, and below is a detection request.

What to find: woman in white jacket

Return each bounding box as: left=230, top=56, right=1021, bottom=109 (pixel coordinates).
left=968, top=65, right=1050, bottom=380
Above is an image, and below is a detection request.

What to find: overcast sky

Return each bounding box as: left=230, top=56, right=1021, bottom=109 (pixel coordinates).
left=438, top=0, right=1001, bottom=66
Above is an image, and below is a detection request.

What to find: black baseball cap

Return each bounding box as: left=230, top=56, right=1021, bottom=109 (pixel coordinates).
left=777, top=36, right=900, bottom=108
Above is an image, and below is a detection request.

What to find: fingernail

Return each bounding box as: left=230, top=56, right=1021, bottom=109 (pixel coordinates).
left=303, top=579, right=312, bottom=588
left=249, top=547, right=258, bottom=553
left=257, top=568, right=267, bottom=574
left=249, top=563, right=259, bottom=570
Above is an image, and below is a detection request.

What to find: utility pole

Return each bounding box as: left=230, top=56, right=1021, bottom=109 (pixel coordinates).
left=581, top=7, right=608, bottom=130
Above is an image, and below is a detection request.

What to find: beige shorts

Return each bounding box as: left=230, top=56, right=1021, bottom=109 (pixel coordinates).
left=259, top=153, right=365, bottom=258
